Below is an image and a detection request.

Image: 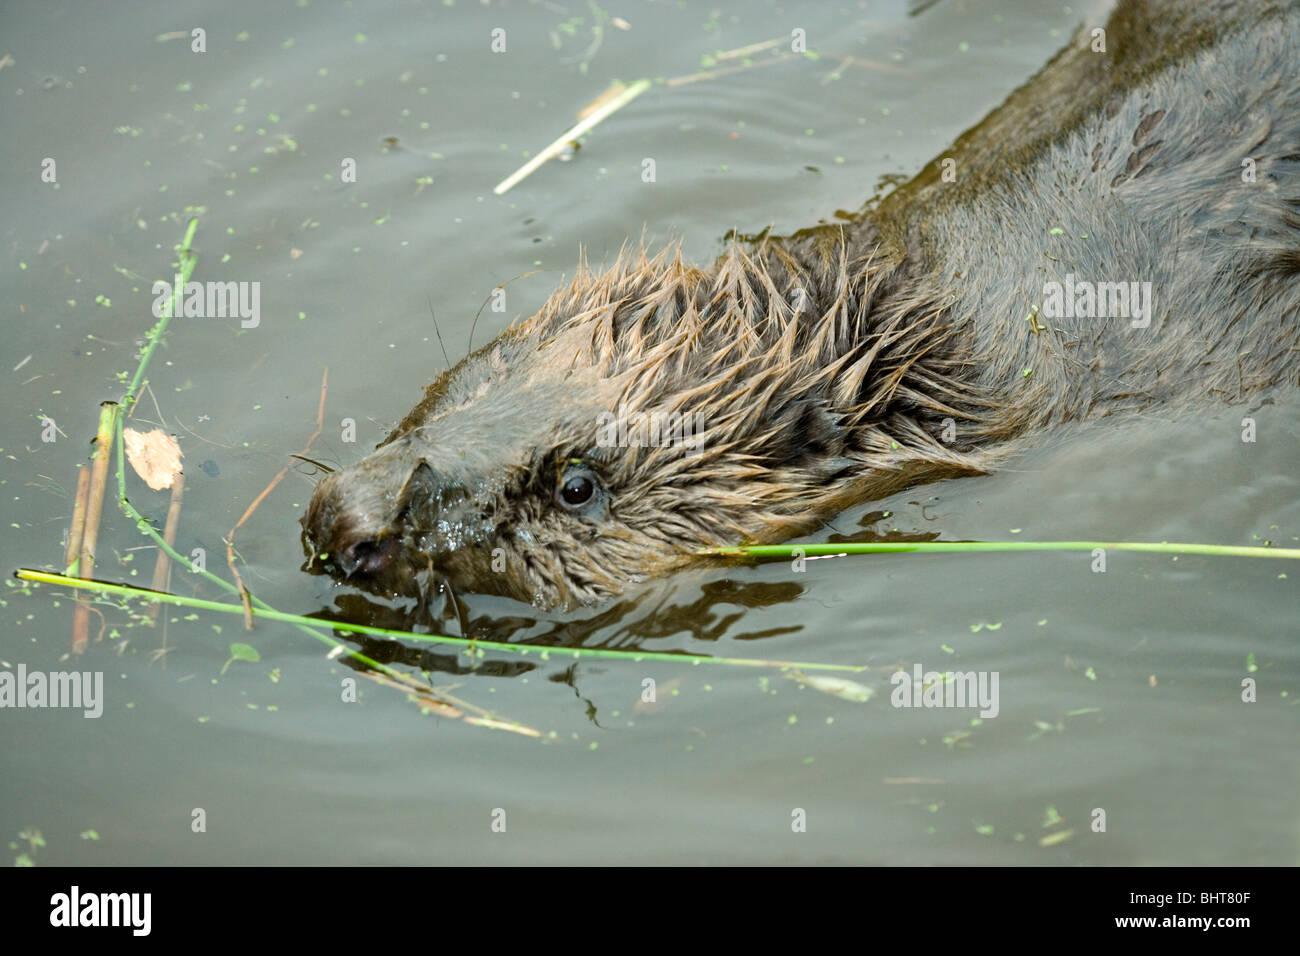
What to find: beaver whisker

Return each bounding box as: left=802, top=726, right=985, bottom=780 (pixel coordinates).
left=291, top=454, right=335, bottom=475
left=426, top=293, right=451, bottom=372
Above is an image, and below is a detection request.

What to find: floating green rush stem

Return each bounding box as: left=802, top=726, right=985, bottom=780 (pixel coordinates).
left=12, top=569, right=866, bottom=673
left=124, top=216, right=199, bottom=407
left=699, top=540, right=1300, bottom=559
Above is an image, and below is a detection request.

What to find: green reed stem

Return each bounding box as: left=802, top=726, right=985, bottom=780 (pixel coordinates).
left=13, top=570, right=865, bottom=673
left=700, top=541, right=1300, bottom=559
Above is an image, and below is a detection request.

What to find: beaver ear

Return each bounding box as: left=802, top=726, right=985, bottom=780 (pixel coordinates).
left=396, top=461, right=437, bottom=518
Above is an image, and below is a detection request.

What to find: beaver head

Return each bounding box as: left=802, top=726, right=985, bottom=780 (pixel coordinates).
left=301, top=241, right=992, bottom=609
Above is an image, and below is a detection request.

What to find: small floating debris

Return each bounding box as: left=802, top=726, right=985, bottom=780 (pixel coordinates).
left=493, top=79, right=651, bottom=195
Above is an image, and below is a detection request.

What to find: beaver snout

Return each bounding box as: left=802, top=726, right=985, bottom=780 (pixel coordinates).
left=301, top=505, right=405, bottom=582
left=302, top=450, right=492, bottom=594
left=300, top=460, right=418, bottom=582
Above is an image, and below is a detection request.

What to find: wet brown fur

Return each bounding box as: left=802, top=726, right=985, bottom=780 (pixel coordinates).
left=304, top=0, right=1300, bottom=608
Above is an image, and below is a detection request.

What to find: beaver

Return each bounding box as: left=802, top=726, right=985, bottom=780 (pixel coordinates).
left=303, top=0, right=1300, bottom=610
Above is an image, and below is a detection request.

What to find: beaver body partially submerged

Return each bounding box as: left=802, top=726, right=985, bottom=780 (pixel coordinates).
left=304, top=0, right=1300, bottom=609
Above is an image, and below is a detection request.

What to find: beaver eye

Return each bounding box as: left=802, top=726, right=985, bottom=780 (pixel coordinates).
left=560, top=474, right=594, bottom=507
left=556, top=464, right=598, bottom=510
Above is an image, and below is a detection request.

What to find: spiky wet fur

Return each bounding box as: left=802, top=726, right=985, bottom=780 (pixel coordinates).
left=303, top=0, right=1300, bottom=609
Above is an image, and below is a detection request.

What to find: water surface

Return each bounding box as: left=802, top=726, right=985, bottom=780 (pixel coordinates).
left=1, top=0, right=1295, bottom=865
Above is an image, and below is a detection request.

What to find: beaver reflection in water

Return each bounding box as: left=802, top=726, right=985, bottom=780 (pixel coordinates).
left=303, top=0, right=1300, bottom=610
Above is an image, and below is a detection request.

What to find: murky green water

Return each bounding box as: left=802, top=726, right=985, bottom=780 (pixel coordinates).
left=1, top=0, right=1296, bottom=865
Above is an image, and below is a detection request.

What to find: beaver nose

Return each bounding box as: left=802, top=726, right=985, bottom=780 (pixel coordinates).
left=335, top=534, right=402, bottom=577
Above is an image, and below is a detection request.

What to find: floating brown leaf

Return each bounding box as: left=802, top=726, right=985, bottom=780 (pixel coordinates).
left=123, top=428, right=183, bottom=490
